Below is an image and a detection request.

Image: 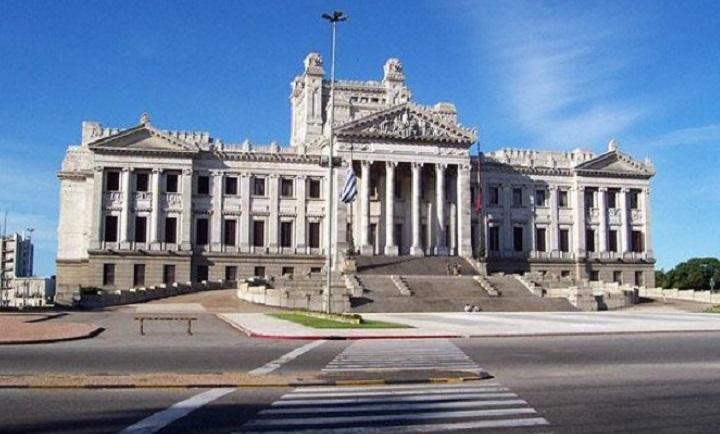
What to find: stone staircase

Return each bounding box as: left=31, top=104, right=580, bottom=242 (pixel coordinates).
left=356, top=256, right=479, bottom=276
left=479, top=275, right=577, bottom=312
left=347, top=256, right=577, bottom=312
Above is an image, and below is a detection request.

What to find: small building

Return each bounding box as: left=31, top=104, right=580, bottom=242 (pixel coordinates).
left=1, top=232, right=55, bottom=308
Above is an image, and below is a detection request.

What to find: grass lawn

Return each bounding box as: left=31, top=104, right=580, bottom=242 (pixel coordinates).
left=269, top=313, right=412, bottom=329
left=706, top=306, right=720, bottom=313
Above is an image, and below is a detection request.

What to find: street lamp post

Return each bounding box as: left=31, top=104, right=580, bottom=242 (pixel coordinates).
left=321, top=10, right=347, bottom=314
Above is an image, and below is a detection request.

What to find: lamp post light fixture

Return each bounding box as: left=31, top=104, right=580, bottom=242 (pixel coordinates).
left=321, top=10, right=347, bottom=314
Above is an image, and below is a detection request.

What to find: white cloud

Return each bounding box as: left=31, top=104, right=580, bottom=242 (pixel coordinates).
left=473, top=3, right=648, bottom=149
left=638, top=124, right=720, bottom=148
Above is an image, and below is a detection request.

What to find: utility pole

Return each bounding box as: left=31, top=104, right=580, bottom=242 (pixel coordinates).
left=321, top=10, right=347, bottom=314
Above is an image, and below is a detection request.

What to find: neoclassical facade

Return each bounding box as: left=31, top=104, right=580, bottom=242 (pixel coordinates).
left=55, top=53, right=655, bottom=303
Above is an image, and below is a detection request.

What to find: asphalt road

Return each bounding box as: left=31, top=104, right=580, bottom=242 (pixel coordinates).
left=3, top=326, right=720, bottom=433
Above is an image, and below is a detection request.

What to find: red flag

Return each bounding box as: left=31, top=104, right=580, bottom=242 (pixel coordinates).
left=474, top=188, right=482, bottom=213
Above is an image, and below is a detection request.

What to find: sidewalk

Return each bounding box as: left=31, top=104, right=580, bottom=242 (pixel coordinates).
left=0, top=314, right=103, bottom=344
left=219, top=311, right=720, bottom=339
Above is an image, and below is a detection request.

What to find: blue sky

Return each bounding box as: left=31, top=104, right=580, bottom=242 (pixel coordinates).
left=1, top=0, right=718, bottom=275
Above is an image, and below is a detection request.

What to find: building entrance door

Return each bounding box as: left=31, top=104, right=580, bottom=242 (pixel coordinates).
left=369, top=224, right=378, bottom=255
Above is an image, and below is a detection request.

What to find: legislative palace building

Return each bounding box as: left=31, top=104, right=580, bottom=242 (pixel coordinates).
left=55, top=53, right=655, bottom=302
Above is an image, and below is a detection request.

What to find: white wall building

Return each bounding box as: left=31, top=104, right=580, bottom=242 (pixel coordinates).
left=55, top=54, right=655, bottom=304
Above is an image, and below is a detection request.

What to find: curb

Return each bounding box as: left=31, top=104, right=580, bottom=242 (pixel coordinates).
left=0, top=375, right=491, bottom=390
left=0, top=327, right=105, bottom=346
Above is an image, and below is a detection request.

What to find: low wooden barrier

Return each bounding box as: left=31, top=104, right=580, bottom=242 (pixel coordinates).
left=134, top=316, right=197, bottom=335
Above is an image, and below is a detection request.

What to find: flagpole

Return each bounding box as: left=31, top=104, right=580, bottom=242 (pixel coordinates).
left=322, top=11, right=347, bottom=314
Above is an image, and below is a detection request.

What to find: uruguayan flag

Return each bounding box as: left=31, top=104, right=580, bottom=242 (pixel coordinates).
left=340, top=166, right=358, bottom=203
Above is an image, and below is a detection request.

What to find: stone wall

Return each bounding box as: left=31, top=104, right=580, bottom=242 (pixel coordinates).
left=640, top=287, right=720, bottom=304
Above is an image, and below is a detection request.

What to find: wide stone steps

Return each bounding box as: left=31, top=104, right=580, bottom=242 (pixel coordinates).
left=356, top=255, right=478, bottom=276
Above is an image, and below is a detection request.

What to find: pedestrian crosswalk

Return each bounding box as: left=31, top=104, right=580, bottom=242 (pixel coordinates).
left=236, top=382, right=549, bottom=433
left=322, top=338, right=483, bottom=373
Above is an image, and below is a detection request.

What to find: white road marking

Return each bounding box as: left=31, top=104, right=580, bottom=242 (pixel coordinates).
left=120, top=388, right=235, bottom=434
left=270, top=392, right=520, bottom=406
left=322, top=339, right=483, bottom=373
left=244, top=407, right=538, bottom=427
left=260, top=398, right=528, bottom=415
left=249, top=339, right=326, bottom=375
left=237, top=382, right=549, bottom=432
left=236, top=417, right=549, bottom=434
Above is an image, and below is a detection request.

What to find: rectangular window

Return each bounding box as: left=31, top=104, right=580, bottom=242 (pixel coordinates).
left=280, top=178, right=294, bottom=198
left=586, top=229, right=595, bottom=252
left=165, top=173, right=179, bottom=193
left=561, top=270, right=571, bottom=278
left=310, top=267, right=322, bottom=273
left=608, top=189, right=618, bottom=208
left=613, top=271, right=623, bottom=283
left=631, top=230, right=644, bottom=253
left=134, top=216, right=147, bottom=243
left=103, top=264, right=115, bottom=286
left=195, top=218, right=209, bottom=246
left=163, top=265, right=175, bottom=285
left=280, top=221, right=293, bottom=248
left=589, top=270, right=599, bottom=281
left=254, top=266, right=266, bottom=277
left=253, top=177, right=266, bottom=196
left=488, top=226, right=500, bottom=251
left=635, top=271, right=644, bottom=286
left=584, top=190, right=595, bottom=210
left=535, top=189, right=547, bottom=207
left=629, top=190, right=639, bottom=209
left=225, top=266, right=237, bottom=282
left=608, top=229, right=618, bottom=252
left=512, top=187, right=523, bottom=207
left=253, top=220, right=265, bottom=247
left=224, top=176, right=238, bottom=195
left=197, top=175, right=210, bottom=195
left=308, top=179, right=321, bottom=199
left=559, top=229, right=570, bottom=252
left=106, top=171, right=120, bottom=191
left=224, top=219, right=237, bottom=246
left=282, top=266, right=294, bottom=276
left=513, top=226, right=524, bottom=252
left=135, top=172, right=149, bottom=192
left=489, top=186, right=499, bottom=206
left=558, top=190, right=569, bottom=208
left=133, top=264, right=145, bottom=287
left=536, top=227, right=546, bottom=252
left=104, top=215, right=118, bottom=242
left=308, top=222, right=320, bottom=248
left=165, top=217, right=177, bottom=243
left=196, top=265, right=208, bottom=283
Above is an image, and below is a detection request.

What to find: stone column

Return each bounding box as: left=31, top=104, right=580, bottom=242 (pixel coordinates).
left=211, top=171, right=223, bottom=251
left=384, top=161, right=398, bottom=256
left=120, top=168, right=132, bottom=244
left=359, top=160, right=373, bottom=255
left=434, top=163, right=449, bottom=256
left=426, top=202, right=433, bottom=255
left=598, top=187, right=608, bottom=252
left=268, top=174, right=279, bottom=252
left=239, top=174, right=251, bottom=252
left=449, top=203, right=457, bottom=255
left=180, top=169, right=193, bottom=250
left=549, top=186, right=559, bottom=252
left=150, top=168, right=162, bottom=245
left=643, top=187, right=653, bottom=258
left=619, top=187, right=629, bottom=254
left=456, top=164, right=472, bottom=257
left=502, top=184, right=512, bottom=254
left=90, top=166, right=104, bottom=249
left=573, top=185, right=586, bottom=259
left=410, top=162, right=424, bottom=256
left=295, top=175, right=307, bottom=254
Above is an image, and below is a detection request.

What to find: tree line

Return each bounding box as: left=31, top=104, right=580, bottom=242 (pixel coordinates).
left=655, top=257, right=720, bottom=290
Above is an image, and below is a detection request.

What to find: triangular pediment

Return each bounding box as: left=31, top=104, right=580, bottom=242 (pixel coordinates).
left=575, top=151, right=654, bottom=177
left=88, top=124, right=199, bottom=155
left=335, top=103, right=476, bottom=145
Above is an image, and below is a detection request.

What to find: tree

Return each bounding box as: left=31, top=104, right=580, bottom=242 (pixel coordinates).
left=658, top=258, right=720, bottom=290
